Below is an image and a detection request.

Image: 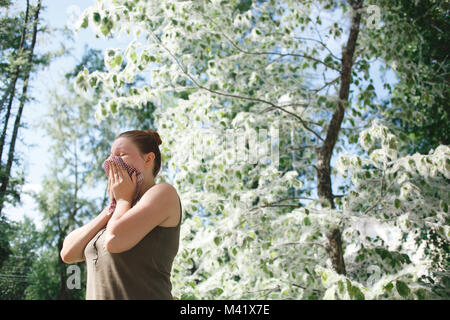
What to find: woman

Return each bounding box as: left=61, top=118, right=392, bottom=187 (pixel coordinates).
left=60, top=130, right=182, bottom=300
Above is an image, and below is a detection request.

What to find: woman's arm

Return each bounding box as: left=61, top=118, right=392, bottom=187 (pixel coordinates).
left=60, top=207, right=111, bottom=264
left=104, top=183, right=176, bottom=254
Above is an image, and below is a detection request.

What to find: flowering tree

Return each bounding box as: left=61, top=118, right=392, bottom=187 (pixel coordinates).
left=323, top=121, right=449, bottom=299
left=73, top=0, right=449, bottom=299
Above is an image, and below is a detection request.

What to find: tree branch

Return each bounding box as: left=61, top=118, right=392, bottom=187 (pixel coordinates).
left=293, top=36, right=341, bottom=61
left=248, top=196, right=325, bottom=212
left=282, top=145, right=319, bottom=152
left=275, top=241, right=328, bottom=250
left=310, top=76, right=340, bottom=93
left=203, top=15, right=341, bottom=72
left=149, top=30, right=325, bottom=142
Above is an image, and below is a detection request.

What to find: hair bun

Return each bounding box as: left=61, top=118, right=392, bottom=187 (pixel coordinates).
left=145, top=130, right=162, bottom=146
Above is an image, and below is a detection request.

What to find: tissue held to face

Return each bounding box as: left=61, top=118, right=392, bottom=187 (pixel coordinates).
left=104, top=137, right=147, bottom=213
left=108, top=137, right=149, bottom=174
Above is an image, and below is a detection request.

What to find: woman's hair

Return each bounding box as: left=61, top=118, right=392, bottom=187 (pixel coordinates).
left=115, top=129, right=162, bottom=177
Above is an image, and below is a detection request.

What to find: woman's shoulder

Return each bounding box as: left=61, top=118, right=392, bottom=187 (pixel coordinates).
left=156, top=182, right=177, bottom=192
left=146, top=182, right=179, bottom=199
left=150, top=183, right=181, bottom=227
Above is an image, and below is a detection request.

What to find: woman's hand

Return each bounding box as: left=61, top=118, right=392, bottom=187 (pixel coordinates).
left=109, top=162, right=137, bottom=203
left=107, top=174, right=114, bottom=203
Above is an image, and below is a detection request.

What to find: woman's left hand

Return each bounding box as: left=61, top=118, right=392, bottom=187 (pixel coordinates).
left=109, top=162, right=137, bottom=203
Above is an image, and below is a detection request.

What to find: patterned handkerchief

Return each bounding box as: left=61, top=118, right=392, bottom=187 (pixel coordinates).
left=103, top=155, right=145, bottom=214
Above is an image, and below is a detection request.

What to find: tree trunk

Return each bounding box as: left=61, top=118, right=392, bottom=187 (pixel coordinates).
left=0, top=0, right=40, bottom=216
left=58, top=238, right=72, bottom=300
left=0, top=84, right=12, bottom=114
left=316, top=0, right=363, bottom=276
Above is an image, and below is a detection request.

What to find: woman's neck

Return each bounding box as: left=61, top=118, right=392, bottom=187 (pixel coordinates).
left=137, top=175, right=156, bottom=200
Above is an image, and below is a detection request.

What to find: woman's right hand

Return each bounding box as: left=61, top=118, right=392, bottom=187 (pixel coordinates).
left=107, top=173, right=114, bottom=203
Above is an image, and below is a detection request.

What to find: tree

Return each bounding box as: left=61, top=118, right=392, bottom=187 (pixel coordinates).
left=0, top=0, right=55, bottom=216
left=0, top=0, right=31, bottom=216
left=0, top=216, right=40, bottom=300
left=368, top=0, right=449, bottom=155
left=74, top=0, right=449, bottom=299
left=327, top=120, right=448, bottom=299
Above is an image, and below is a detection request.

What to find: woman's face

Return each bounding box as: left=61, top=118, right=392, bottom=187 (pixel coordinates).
left=110, top=137, right=153, bottom=175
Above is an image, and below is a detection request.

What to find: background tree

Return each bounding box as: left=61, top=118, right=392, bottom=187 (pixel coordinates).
left=0, top=0, right=41, bottom=215
left=0, top=216, right=40, bottom=299
left=0, top=0, right=52, bottom=280
left=369, top=0, right=449, bottom=155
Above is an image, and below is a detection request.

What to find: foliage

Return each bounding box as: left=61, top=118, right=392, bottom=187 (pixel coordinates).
left=0, top=0, right=61, bottom=215
left=0, top=217, right=40, bottom=299
left=362, top=0, right=449, bottom=154
left=331, top=120, right=449, bottom=299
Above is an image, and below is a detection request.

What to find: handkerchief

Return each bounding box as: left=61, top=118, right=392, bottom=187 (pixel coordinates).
left=103, top=155, right=145, bottom=214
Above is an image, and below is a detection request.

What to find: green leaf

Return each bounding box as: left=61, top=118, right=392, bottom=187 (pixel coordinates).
left=396, top=281, right=410, bottom=298
left=89, top=76, right=97, bottom=87
left=321, top=272, right=328, bottom=284
left=130, top=51, right=137, bottom=63
left=81, top=15, right=89, bottom=28
left=347, top=280, right=365, bottom=300
left=109, top=101, right=118, bottom=114
left=101, top=24, right=111, bottom=36
left=93, top=12, right=101, bottom=23
left=75, top=74, right=85, bottom=85
left=303, top=217, right=311, bottom=226
left=351, top=286, right=365, bottom=300
left=338, top=280, right=345, bottom=294
left=214, top=236, right=221, bottom=246
left=389, top=138, right=397, bottom=150
left=441, top=201, right=448, bottom=213
left=112, top=54, right=122, bottom=67
left=384, top=282, right=393, bottom=293
left=415, top=288, right=427, bottom=300
left=394, top=198, right=401, bottom=209
left=141, top=53, right=150, bottom=63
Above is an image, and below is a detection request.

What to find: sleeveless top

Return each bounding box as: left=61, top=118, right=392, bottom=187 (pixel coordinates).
left=84, top=194, right=182, bottom=300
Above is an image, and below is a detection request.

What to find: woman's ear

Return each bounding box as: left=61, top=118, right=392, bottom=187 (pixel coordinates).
left=143, top=152, right=155, bottom=168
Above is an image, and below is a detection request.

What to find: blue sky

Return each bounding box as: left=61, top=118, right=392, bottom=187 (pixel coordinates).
left=3, top=1, right=396, bottom=231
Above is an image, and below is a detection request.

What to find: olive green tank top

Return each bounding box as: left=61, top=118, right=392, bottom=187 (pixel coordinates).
left=84, top=195, right=182, bottom=300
